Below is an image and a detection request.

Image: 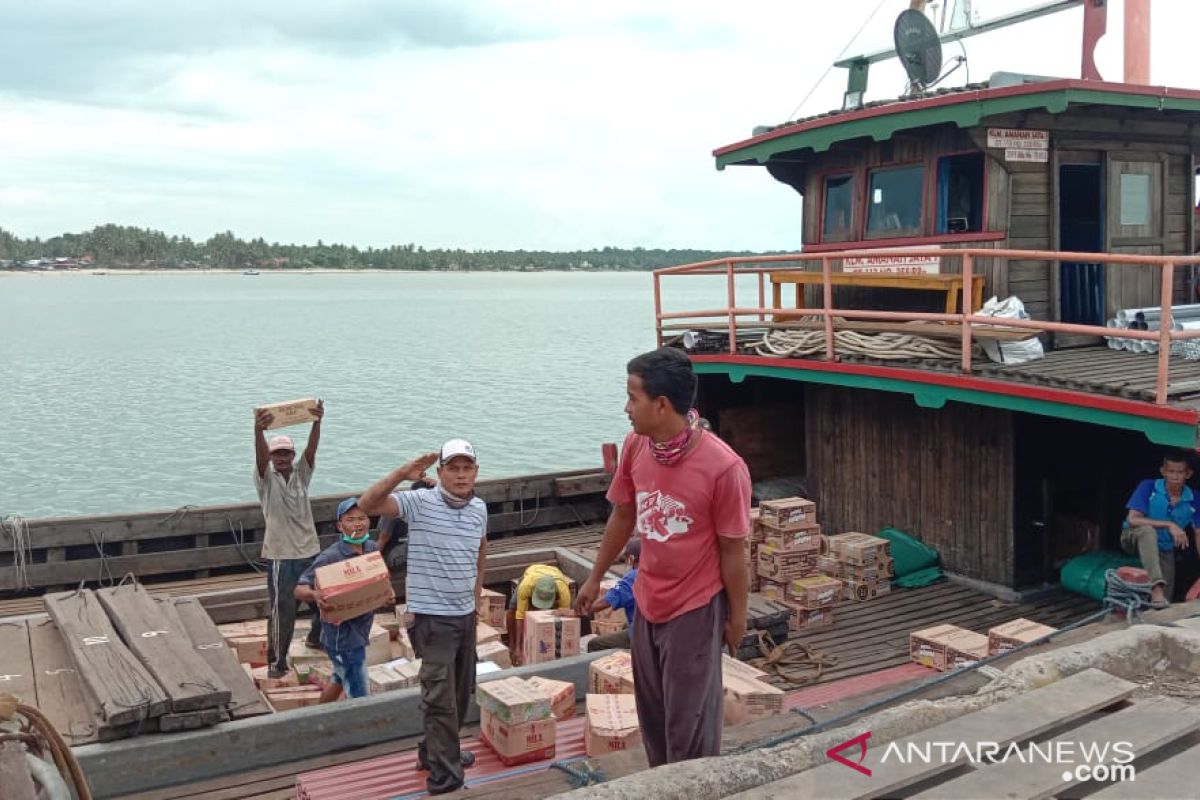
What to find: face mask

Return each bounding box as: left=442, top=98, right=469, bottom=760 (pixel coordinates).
left=341, top=531, right=370, bottom=545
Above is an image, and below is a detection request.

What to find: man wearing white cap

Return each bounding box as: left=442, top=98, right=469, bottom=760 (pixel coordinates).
left=254, top=401, right=324, bottom=678
left=360, top=438, right=488, bottom=796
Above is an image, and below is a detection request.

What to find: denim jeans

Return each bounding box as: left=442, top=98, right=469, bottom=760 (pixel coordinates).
left=328, top=646, right=369, bottom=698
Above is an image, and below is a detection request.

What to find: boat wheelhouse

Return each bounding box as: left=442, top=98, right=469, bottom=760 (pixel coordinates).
left=658, top=1, right=1200, bottom=595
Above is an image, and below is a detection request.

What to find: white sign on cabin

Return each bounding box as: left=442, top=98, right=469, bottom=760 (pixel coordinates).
left=1004, top=148, right=1049, bottom=163
left=842, top=248, right=940, bottom=275
left=987, top=128, right=1049, bottom=149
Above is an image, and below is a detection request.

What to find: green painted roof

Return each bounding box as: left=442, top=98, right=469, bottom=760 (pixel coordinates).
left=715, top=80, right=1200, bottom=170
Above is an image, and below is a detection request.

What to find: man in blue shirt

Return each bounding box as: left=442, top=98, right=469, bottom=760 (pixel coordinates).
left=1122, top=451, right=1200, bottom=608
left=295, top=496, right=393, bottom=702
left=588, top=538, right=640, bottom=652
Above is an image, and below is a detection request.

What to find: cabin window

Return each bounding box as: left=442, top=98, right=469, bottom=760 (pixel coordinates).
left=821, top=173, right=855, bottom=241
left=866, top=165, right=924, bottom=238
left=936, top=152, right=984, bottom=234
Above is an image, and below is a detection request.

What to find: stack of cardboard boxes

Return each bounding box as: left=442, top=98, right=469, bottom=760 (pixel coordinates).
left=476, top=677, right=558, bottom=766
left=753, top=497, right=832, bottom=631
left=820, top=532, right=893, bottom=604
left=910, top=623, right=990, bottom=671
left=588, top=650, right=635, bottom=695
left=781, top=574, right=843, bottom=631
left=522, top=610, right=581, bottom=666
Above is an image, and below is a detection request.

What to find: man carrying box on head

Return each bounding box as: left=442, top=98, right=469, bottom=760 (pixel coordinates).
left=359, top=439, right=487, bottom=796
left=576, top=347, right=752, bottom=768
left=295, top=497, right=394, bottom=702
left=507, top=563, right=572, bottom=667
left=253, top=401, right=324, bottom=679
left=588, top=538, right=640, bottom=652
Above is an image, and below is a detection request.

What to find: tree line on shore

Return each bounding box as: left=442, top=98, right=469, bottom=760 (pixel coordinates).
left=0, top=224, right=772, bottom=271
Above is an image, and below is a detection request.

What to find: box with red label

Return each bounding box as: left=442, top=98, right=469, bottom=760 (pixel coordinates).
left=987, top=618, right=1056, bottom=655
left=315, top=552, right=392, bottom=624
left=584, top=693, right=641, bottom=756
left=826, top=533, right=891, bottom=566
left=762, top=523, right=822, bottom=553
left=522, top=610, right=580, bottom=665
left=527, top=675, right=577, bottom=720
left=479, top=708, right=557, bottom=766
left=588, top=650, right=635, bottom=695
left=758, top=497, right=817, bottom=530
left=786, top=575, right=843, bottom=609
left=757, top=545, right=819, bottom=582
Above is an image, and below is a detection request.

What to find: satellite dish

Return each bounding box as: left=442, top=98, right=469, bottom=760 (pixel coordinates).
left=894, top=9, right=943, bottom=91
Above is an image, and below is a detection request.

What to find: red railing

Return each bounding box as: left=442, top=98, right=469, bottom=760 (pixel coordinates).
left=653, top=248, right=1200, bottom=405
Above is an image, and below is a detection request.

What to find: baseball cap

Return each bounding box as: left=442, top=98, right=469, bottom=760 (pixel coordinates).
left=336, top=496, right=360, bottom=519
left=531, top=575, right=558, bottom=609
left=267, top=435, right=295, bottom=453
left=440, top=438, right=477, bottom=466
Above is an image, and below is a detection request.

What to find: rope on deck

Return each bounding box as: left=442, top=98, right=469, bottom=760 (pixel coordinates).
left=747, top=630, right=839, bottom=687
left=753, top=326, right=965, bottom=360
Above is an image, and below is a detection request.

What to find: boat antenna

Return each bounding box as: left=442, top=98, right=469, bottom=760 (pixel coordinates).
left=783, top=0, right=888, bottom=122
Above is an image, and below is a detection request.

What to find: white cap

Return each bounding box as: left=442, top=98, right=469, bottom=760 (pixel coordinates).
left=440, top=438, right=477, bottom=466
left=267, top=434, right=295, bottom=453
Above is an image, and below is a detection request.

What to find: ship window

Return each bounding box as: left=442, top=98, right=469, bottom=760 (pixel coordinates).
left=866, top=165, right=924, bottom=237
left=936, top=153, right=984, bottom=234
left=821, top=173, right=855, bottom=240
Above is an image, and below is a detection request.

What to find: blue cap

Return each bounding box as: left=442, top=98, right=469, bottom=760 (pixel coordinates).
left=336, top=496, right=360, bottom=520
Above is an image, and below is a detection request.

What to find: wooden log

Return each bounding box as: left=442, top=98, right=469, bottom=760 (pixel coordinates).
left=42, top=589, right=170, bottom=725
left=0, top=621, right=36, bottom=705
left=164, top=597, right=271, bottom=719
left=96, top=583, right=231, bottom=713
left=27, top=618, right=103, bottom=745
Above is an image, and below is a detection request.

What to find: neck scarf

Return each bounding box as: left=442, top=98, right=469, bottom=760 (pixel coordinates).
left=439, top=484, right=474, bottom=509
left=650, top=408, right=702, bottom=466
left=341, top=532, right=369, bottom=545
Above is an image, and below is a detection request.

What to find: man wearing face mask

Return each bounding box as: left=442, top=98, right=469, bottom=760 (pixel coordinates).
left=359, top=439, right=488, bottom=796
left=295, top=496, right=394, bottom=702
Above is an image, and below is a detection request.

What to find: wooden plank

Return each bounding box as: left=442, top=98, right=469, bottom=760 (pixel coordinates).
left=0, top=621, right=35, bottom=704
left=158, top=707, right=230, bottom=732
left=727, top=669, right=1137, bottom=800
left=42, top=589, right=170, bottom=725
left=1089, top=740, right=1200, bottom=799
left=166, top=597, right=272, bottom=719
left=28, top=618, right=103, bottom=745
left=553, top=472, right=612, bottom=498
left=97, top=583, right=231, bottom=712
left=910, top=696, right=1200, bottom=799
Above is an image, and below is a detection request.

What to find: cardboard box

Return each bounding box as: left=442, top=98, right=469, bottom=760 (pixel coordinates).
left=584, top=694, right=642, bottom=756
left=476, top=677, right=553, bottom=725
left=593, top=580, right=627, bottom=623
left=315, top=552, right=392, bottom=624
left=478, top=588, right=507, bottom=630
left=787, top=575, right=843, bottom=608
left=244, top=663, right=298, bottom=690
left=826, top=533, right=890, bottom=566
left=786, top=604, right=835, bottom=631
left=591, top=618, right=628, bottom=636
left=910, top=624, right=984, bottom=671
left=391, top=626, right=415, bottom=661
left=762, top=524, right=822, bottom=553
left=477, top=640, right=512, bottom=669
left=264, top=685, right=322, bottom=711
left=757, top=545, right=819, bottom=582
left=758, top=578, right=787, bottom=602
left=287, top=639, right=331, bottom=682
left=723, top=673, right=785, bottom=726
left=254, top=397, right=321, bottom=430
left=815, top=555, right=843, bottom=577
left=366, top=623, right=390, bottom=666
left=227, top=634, right=268, bottom=665
left=843, top=578, right=890, bottom=603
left=527, top=676, right=577, bottom=720
left=721, top=653, right=769, bottom=683
left=758, top=497, right=817, bottom=529
left=588, top=650, right=635, bottom=695
left=369, top=663, right=416, bottom=693
left=988, top=618, right=1057, bottom=655
left=479, top=708, right=557, bottom=766
left=477, top=622, right=501, bottom=645
left=522, top=610, right=581, bottom=665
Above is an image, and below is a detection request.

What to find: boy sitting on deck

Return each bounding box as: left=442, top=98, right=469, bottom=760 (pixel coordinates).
left=1122, top=450, right=1200, bottom=608
left=295, top=496, right=394, bottom=702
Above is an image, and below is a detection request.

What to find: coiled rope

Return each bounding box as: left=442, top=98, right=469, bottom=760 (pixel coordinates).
left=1104, top=568, right=1154, bottom=620
left=753, top=325, right=966, bottom=361
left=747, top=630, right=840, bottom=686
left=0, top=514, right=32, bottom=590
left=0, top=693, right=94, bottom=800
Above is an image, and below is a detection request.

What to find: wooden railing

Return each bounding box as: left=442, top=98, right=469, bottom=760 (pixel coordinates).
left=653, top=248, right=1200, bottom=405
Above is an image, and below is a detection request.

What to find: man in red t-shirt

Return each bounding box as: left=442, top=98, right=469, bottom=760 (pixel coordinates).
left=576, top=347, right=751, bottom=766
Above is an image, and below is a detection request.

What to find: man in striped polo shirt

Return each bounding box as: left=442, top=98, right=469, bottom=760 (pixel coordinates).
left=359, top=439, right=488, bottom=796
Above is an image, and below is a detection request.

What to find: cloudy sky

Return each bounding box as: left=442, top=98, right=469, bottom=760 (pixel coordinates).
left=0, top=0, right=1194, bottom=251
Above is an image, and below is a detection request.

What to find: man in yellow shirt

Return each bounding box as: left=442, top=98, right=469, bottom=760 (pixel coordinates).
left=507, top=564, right=571, bottom=666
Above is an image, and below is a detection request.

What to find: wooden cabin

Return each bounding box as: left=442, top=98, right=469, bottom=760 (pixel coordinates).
left=665, top=77, right=1200, bottom=596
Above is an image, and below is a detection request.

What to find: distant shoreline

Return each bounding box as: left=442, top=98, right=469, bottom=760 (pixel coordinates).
left=0, top=267, right=615, bottom=277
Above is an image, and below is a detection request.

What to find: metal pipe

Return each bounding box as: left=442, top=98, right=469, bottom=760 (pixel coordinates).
left=822, top=257, right=835, bottom=362
left=1157, top=263, right=1174, bottom=404
left=1124, top=0, right=1151, bottom=85
left=726, top=260, right=737, bottom=355
left=961, top=253, right=974, bottom=374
